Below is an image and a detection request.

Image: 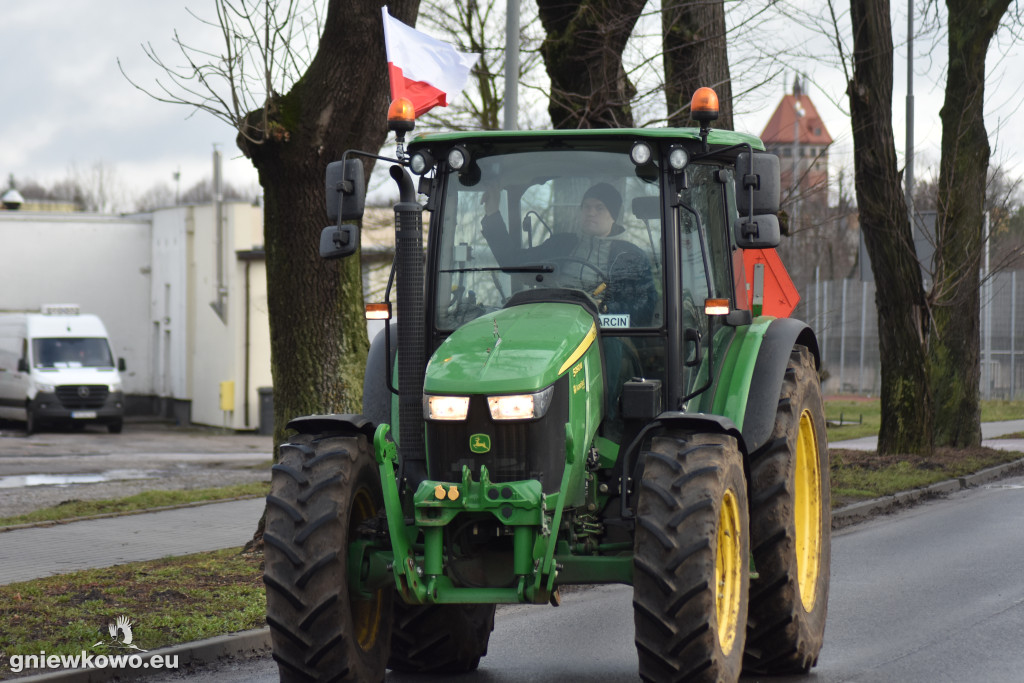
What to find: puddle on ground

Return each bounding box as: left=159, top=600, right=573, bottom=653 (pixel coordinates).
left=0, top=470, right=157, bottom=488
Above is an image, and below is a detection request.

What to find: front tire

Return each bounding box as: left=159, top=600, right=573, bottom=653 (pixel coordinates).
left=388, top=602, right=495, bottom=673
left=24, top=405, right=37, bottom=436
left=744, top=345, right=831, bottom=674
left=264, top=431, right=392, bottom=683
left=633, top=431, right=750, bottom=683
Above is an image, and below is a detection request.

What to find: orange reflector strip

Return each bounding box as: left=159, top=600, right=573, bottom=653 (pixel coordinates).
left=365, top=303, right=391, bottom=320
left=705, top=298, right=730, bottom=316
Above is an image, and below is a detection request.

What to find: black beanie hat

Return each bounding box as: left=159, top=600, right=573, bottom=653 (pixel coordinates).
left=582, top=182, right=622, bottom=221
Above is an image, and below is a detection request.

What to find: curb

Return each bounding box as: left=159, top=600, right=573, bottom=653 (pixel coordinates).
left=0, top=495, right=265, bottom=535
left=831, top=456, right=1024, bottom=529
left=12, top=628, right=271, bottom=682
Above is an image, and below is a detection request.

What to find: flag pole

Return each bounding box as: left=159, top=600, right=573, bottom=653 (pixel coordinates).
left=503, top=0, right=520, bottom=130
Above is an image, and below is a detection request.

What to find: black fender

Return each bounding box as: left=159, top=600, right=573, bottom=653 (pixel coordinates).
left=620, top=411, right=748, bottom=520
left=286, top=413, right=376, bottom=440
left=653, top=412, right=746, bottom=455
left=363, top=324, right=399, bottom=428
left=741, top=317, right=820, bottom=455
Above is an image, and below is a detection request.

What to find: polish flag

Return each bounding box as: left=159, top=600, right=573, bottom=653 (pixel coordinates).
left=382, top=7, right=479, bottom=118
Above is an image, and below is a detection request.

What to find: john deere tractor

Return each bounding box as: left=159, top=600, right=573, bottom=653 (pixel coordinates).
left=264, top=88, right=830, bottom=683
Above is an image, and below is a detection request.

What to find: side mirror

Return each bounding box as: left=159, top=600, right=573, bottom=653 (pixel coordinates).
left=320, top=224, right=359, bottom=259
left=734, top=214, right=781, bottom=249
left=736, top=153, right=780, bottom=214
left=118, top=357, right=127, bottom=372
left=17, top=358, right=28, bottom=373
left=631, top=195, right=660, bottom=221
left=325, top=159, right=366, bottom=223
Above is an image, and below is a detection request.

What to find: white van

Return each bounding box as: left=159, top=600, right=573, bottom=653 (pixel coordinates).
left=0, top=305, right=126, bottom=434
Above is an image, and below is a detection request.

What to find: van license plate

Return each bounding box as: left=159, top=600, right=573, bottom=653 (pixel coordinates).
left=71, top=411, right=97, bottom=419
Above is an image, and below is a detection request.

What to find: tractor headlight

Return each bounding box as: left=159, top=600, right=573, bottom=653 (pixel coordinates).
left=668, top=145, right=689, bottom=171
left=447, top=145, right=470, bottom=172
left=630, top=141, right=652, bottom=166
left=425, top=395, right=470, bottom=421
left=487, top=385, right=555, bottom=421
left=409, top=150, right=434, bottom=175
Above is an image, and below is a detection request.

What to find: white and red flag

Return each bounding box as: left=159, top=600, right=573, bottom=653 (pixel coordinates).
left=381, top=7, right=479, bottom=118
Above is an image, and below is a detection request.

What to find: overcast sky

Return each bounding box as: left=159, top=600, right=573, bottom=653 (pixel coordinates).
left=1, top=1, right=1021, bottom=210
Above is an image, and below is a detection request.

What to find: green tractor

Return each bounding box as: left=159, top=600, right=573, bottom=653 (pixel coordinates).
left=264, top=89, right=830, bottom=683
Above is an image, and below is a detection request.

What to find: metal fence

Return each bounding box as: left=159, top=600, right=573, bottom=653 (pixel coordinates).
left=794, top=271, right=1024, bottom=399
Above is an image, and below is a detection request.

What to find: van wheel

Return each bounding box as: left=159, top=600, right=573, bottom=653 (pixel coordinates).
left=25, top=406, right=36, bottom=436
left=108, top=421, right=123, bottom=434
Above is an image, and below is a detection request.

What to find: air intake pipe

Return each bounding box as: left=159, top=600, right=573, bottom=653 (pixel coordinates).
left=390, top=164, right=427, bottom=485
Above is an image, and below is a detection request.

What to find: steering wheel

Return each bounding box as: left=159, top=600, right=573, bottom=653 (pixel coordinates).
left=543, top=256, right=609, bottom=289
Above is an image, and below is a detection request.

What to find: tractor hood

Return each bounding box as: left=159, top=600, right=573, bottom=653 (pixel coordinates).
left=425, top=302, right=597, bottom=395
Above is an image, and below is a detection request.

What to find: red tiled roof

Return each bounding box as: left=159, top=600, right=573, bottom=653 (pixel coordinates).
left=761, top=94, right=832, bottom=146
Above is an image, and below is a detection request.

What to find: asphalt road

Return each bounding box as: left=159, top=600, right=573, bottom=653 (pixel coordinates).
left=149, top=473, right=1024, bottom=683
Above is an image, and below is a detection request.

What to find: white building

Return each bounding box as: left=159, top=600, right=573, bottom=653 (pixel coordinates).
left=0, top=201, right=271, bottom=430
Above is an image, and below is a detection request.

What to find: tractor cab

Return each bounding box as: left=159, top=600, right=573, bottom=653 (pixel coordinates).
left=405, top=128, right=782, bottom=455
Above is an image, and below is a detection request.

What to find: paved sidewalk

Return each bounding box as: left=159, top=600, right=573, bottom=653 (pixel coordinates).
left=831, top=418, right=1024, bottom=451
left=0, top=498, right=265, bottom=586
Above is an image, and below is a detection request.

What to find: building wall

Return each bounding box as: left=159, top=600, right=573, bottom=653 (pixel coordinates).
left=187, top=202, right=270, bottom=429
left=0, top=202, right=272, bottom=430
left=0, top=212, right=154, bottom=396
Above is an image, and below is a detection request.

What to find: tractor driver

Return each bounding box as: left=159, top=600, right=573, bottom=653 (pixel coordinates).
left=480, top=182, right=657, bottom=327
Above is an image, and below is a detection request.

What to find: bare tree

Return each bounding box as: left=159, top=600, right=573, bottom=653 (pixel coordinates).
left=416, top=0, right=545, bottom=130
left=536, top=0, right=649, bottom=128
left=926, top=0, right=1014, bottom=448
left=122, top=0, right=420, bottom=447
left=661, top=0, right=733, bottom=129
left=847, top=0, right=933, bottom=455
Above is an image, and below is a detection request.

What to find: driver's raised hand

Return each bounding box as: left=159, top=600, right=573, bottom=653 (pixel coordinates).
left=481, top=188, right=500, bottom=217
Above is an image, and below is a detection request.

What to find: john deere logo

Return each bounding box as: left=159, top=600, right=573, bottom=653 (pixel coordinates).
left=469, top=434, right=491, bottom=453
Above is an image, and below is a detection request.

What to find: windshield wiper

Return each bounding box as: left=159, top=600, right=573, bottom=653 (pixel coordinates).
left=441, top=264, right=555, bottom=274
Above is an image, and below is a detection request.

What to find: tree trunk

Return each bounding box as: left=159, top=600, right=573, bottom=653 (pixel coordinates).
left=848, top=0, right=932, bottom=455
left=236, top=0, right=420, bottom=449
left=929, top=0, right=1010, bottom=447
left=661, top=0, right=733, bottom=129
left=536, top=0, right=647, bottom=128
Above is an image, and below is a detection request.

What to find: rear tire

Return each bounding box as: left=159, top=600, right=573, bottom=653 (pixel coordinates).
left=107, top=421, right=123, bottom=434
left=633, top=431, right=750, bottom=683
left=388, top=602, right=495, bottom=673
left=744, top=345, right=830, bottom=674
left=264, top=431, right=393, bottom=683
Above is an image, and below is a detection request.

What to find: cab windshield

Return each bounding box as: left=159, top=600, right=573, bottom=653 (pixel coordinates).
left=433, top=142, right=665, bottom=330
left=32, top=338, right=114, bottom=368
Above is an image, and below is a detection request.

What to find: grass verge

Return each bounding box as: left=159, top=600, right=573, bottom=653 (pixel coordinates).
left=824, top=398, right=1024, bottom=441
left=0, top=482, right=270, bottom=528
left=830, top=445, right=1023, bottom=508
left=0, top=548, right=264, bottom=679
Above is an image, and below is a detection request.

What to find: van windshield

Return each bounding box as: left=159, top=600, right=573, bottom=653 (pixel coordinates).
left=32, top=338, right=114, bottom=368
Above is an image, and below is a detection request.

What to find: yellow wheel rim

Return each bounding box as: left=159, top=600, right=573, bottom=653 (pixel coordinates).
left=794, top=409, right=822, bottom=612
left=716, top=489, right=742, bottom=655
left=350, top=487, right=384, bottom=651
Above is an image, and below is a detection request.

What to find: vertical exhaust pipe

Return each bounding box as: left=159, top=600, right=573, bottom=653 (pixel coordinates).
left=390, top=165, right=427, bottom=484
